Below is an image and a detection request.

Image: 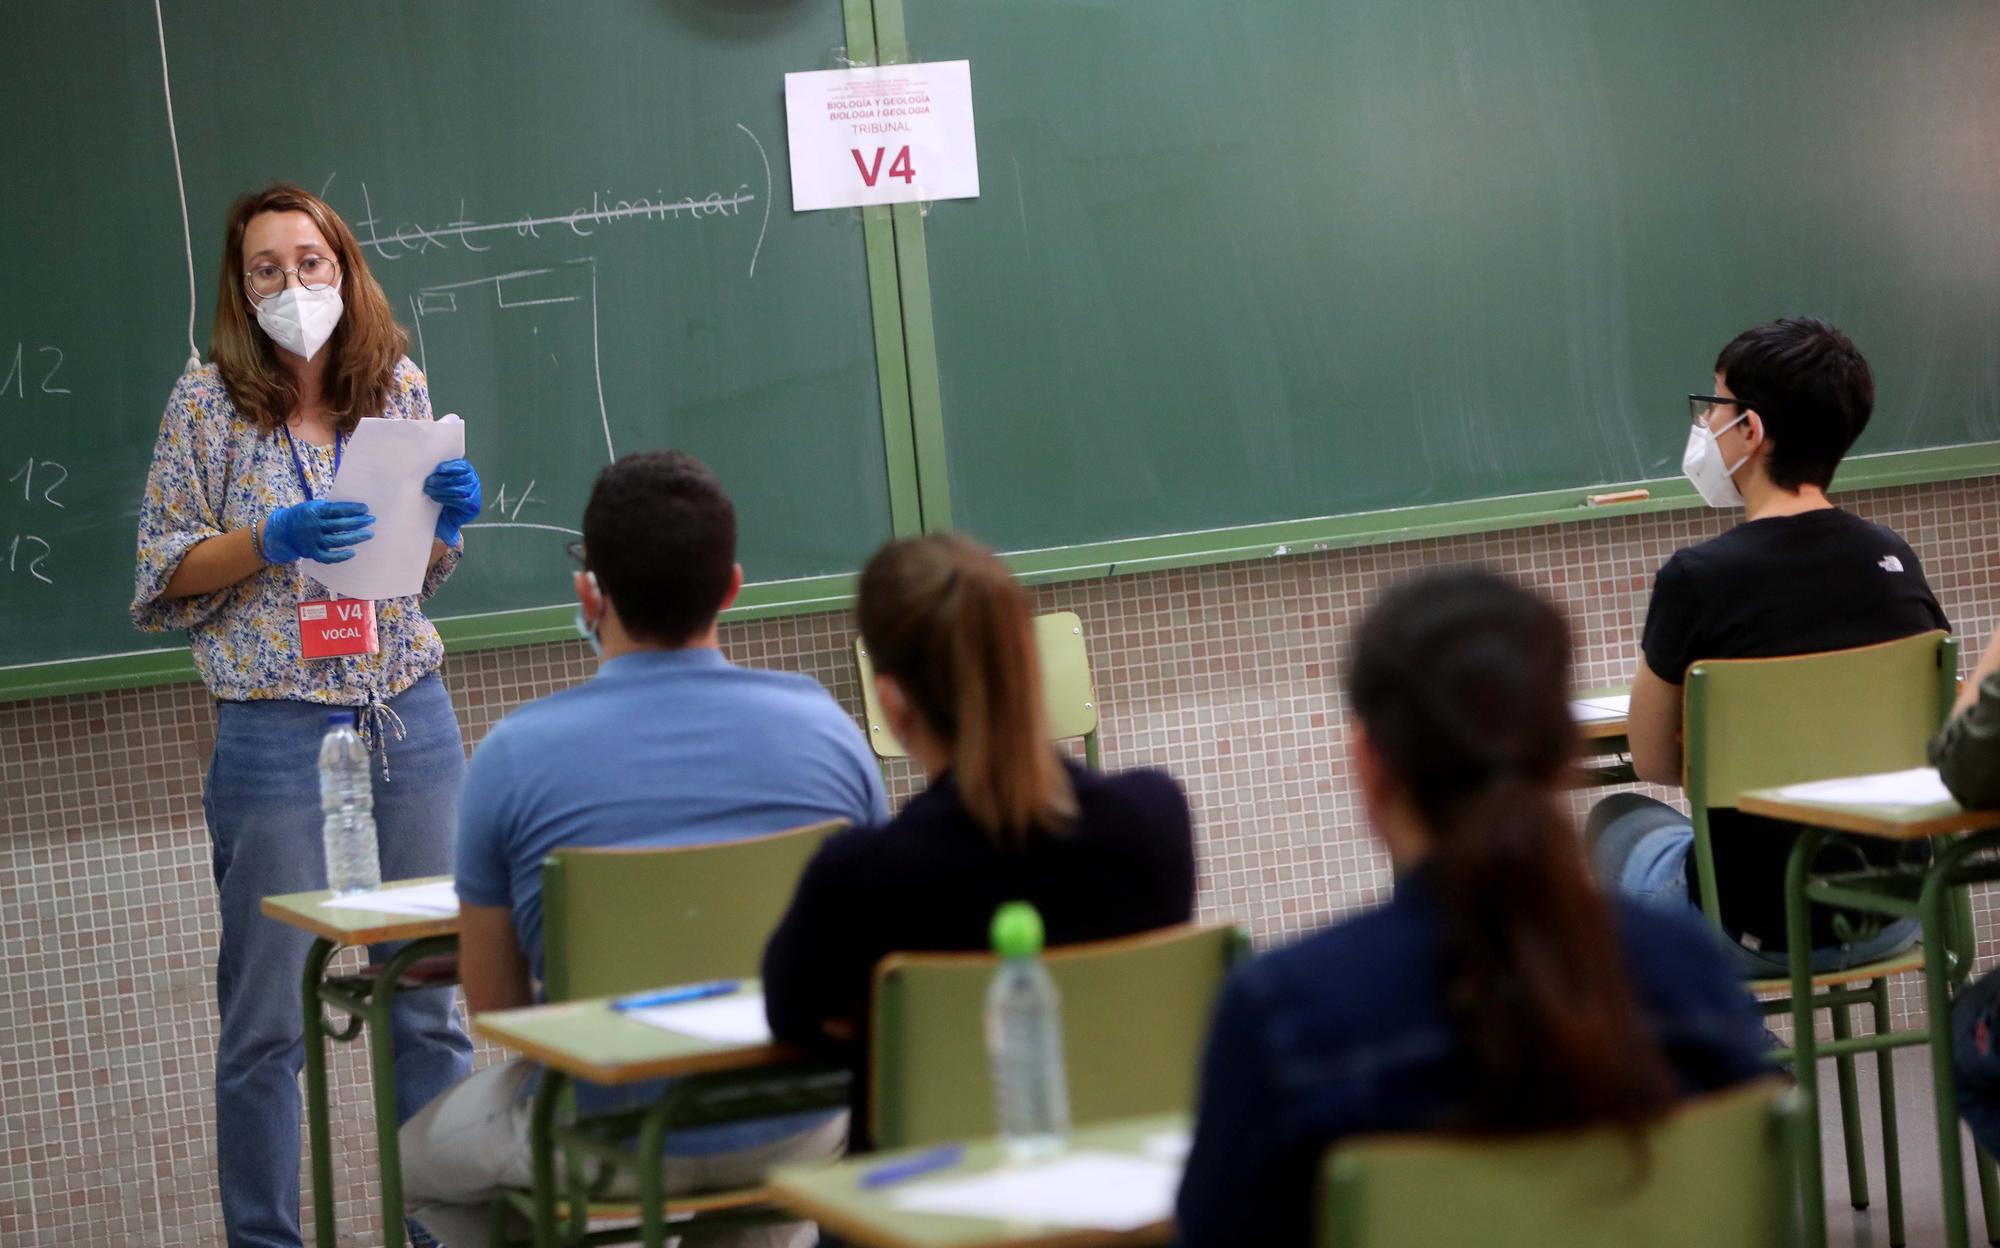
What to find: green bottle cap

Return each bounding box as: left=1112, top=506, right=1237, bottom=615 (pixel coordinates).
left=990, top=901, right=1045, bottom=959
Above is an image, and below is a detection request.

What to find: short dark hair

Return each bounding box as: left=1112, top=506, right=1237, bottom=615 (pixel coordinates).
left=581, top=450, right=736, bottom=646
left=1714, top=317, right=1873, bottom=491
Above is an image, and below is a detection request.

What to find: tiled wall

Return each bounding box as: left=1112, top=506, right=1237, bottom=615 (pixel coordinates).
left=5, top=477, right=1999, bottom=1245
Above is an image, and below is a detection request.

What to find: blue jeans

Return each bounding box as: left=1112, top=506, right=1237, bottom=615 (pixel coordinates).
left=1954, top=971, right=2000, bottom=1158
left=205, top=673, right=474, bottom=1248
left=1587, top=793, right=1919, bottom=978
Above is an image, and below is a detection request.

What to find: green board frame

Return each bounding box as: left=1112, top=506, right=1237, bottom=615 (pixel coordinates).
left=5, top=0, right=1999, bottom=704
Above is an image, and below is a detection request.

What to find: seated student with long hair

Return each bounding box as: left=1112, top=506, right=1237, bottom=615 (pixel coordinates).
left=1176, top=570, right=1772, bottom=1248
left=762, top=534, right=1197, bottom=1142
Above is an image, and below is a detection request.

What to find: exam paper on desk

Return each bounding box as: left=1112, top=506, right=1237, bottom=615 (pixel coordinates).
left=1772, top=767, right=1955, bottom=808
left=307, top=415, right=465, bottom=600
left=890, top=1152, right=1179, bottom=1231
left=622, top=993, right=773, bottom=1045
left=319, top=879, right=460, bottom=916
left=1569, top=694, right=1631, bottom=723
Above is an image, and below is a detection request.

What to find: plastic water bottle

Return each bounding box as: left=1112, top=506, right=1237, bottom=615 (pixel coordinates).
left=985, top=901, right=1070, bottom=1161
left=319, top=711, right=380, bottom=896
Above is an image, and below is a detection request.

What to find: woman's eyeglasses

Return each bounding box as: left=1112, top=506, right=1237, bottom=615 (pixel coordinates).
left=244, top=254, right=340, bottom=300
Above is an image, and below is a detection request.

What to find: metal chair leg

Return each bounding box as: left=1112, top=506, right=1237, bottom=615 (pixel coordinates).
left=1787, top=829, right=1833, bottom=1248
left=1976, top=1145, right=2000, bottom=1246
left=1833, top=1004, right=1870, bottom=1210
left=1872, top=977, right=1906, bottom=1246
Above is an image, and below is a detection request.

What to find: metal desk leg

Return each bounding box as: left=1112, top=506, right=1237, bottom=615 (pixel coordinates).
left=365, top=938, right=454, bottom=1248
left=531, top=1070, right=568, bottom=1248
left=1787, top=827, right=1833, bottom=1248
left=302, top=937, right=341, bottom=1248
left=1922, top=839, right=1986, bottom=1248
left=636, top=1104, right=672, bottom=1248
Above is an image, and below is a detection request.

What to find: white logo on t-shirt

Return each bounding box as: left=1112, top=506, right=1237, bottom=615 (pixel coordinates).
left=1879, top=555, right=1905, bottom=573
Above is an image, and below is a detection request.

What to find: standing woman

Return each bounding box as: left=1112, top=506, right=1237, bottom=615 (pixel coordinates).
left=131, top=184, right=480, bottom=1248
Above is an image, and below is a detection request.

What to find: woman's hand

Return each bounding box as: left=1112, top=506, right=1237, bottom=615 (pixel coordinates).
left=425, top=459, right=482, bottom=546
left=263, top=500, right=375, bottom=564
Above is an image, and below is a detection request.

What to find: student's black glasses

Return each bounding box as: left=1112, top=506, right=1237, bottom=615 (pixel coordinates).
left=1688, top=394, right=1752, bottom=427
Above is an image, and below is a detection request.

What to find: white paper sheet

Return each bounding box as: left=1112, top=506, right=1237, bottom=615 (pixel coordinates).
left=320, top=879, right=460, bottom=916
left=1569, top=694, right=1631, bottom=723
left=891, top=1152, right=1179, bottom=1231
left=306, top=416, right=465, bottom=600
left=1141, top=1129, right=1192, bottom=1162
left=621, top=993, right=772, bottom=1045
left=785, top=61, right=980, bottom=211
left=1773, top=767, right=1955, bottom=808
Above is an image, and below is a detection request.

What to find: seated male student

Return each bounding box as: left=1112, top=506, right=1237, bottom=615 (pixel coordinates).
left=1591, top=317, right=1949, bottom=977
left=399, top=450, right=889, bottom=1248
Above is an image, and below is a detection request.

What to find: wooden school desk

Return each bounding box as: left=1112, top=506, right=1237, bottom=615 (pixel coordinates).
left=1738, top=787, right=2000, bottom=1248
left=1572, top=687, right=1635, bottom=786
left=260, top=877, right=461, bottom=1248
left=475, top=981, right=847, bottom=1248
left=768, top=1112, right=1187, bottom=1248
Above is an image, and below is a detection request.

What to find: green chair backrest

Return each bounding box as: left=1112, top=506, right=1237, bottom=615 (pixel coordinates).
left=1319, top=1082, right=1801, bottom=1248
left=1682, top=630, right=1954, bottom=926
left=1684, top=629, right=1955, bottom=809
left=868, top=922, right=1249, bottom=1149
left=539, top=820, right=844, bottom=1003
left=855, top=610, right=1101, bottom=765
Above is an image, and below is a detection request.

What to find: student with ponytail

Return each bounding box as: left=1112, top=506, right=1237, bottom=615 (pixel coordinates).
left=761, top=534, right=1196, bottom=1142
left=1176, top=569, right=1770, bottom=1248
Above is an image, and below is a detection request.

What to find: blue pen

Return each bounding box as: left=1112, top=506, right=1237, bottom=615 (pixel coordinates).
left=611, top=979, right=740, bottom=1011
left=858, top=1144, right=966, bottom=1190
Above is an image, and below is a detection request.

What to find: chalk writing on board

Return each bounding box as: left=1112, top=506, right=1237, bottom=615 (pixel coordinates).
left=489, top=480, right=542, bottom=523
left=350, top=124, right=776, bottom=279
left=355, top=183, right=754, bottom=259
left=5, top=534, right=52, bottom=585
left=1, top=344, right=71, bottom=397
left=7, top=459, right=67, bottom=508
left=468, top=478, right=581, bottom=537
left=406, top=258, right=616, bottom=465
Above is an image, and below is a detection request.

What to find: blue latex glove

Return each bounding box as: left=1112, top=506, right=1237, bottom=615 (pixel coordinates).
left=424, top=458, right=481, bottom=545
left=262, top=500, right=374, bottom=564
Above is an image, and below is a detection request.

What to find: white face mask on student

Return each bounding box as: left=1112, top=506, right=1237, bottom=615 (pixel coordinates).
left=572, top=570, right=604, bottom=657
left=1682, top=411, right=1751, bottom=509
left=255, top=285, right=344, bottom=361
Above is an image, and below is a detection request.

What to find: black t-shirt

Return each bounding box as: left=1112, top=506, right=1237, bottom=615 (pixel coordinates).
left=760, top=758, right=1198, bottom=1147
left=1641, top=508, right=1949, bottom=953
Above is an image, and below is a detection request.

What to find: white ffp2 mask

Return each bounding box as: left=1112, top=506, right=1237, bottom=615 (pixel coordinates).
left=255, top=285, right=344, bottom=361
left=1682, top=411, right=1751, bottom=509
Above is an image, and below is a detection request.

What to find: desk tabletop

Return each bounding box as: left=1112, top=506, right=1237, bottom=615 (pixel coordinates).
left=1573, top=686, right=1630, bottom=742
left=259, top=876, right=460, bottom=945
left=1738, top=791, right=2000, bottom=842
left=474, top=982, right=796, bottom=1085
left=768, top=1113, right=1186, bottom=1248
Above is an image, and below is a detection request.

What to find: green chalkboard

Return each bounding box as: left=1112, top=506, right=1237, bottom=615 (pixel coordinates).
left=898, top=0, right=2000, bottom=555
left=0, top=0, right=908, bottom=685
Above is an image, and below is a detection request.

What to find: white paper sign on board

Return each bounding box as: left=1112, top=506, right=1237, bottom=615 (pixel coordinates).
left=784, top=61, right=980, bottom=211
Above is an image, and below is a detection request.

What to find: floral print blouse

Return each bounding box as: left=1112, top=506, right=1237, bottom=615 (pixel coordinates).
left=130, top=358, right=460, bottom=705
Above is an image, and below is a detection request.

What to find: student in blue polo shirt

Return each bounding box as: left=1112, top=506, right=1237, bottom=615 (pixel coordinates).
left=398, top=450, right=888, bottom=1248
